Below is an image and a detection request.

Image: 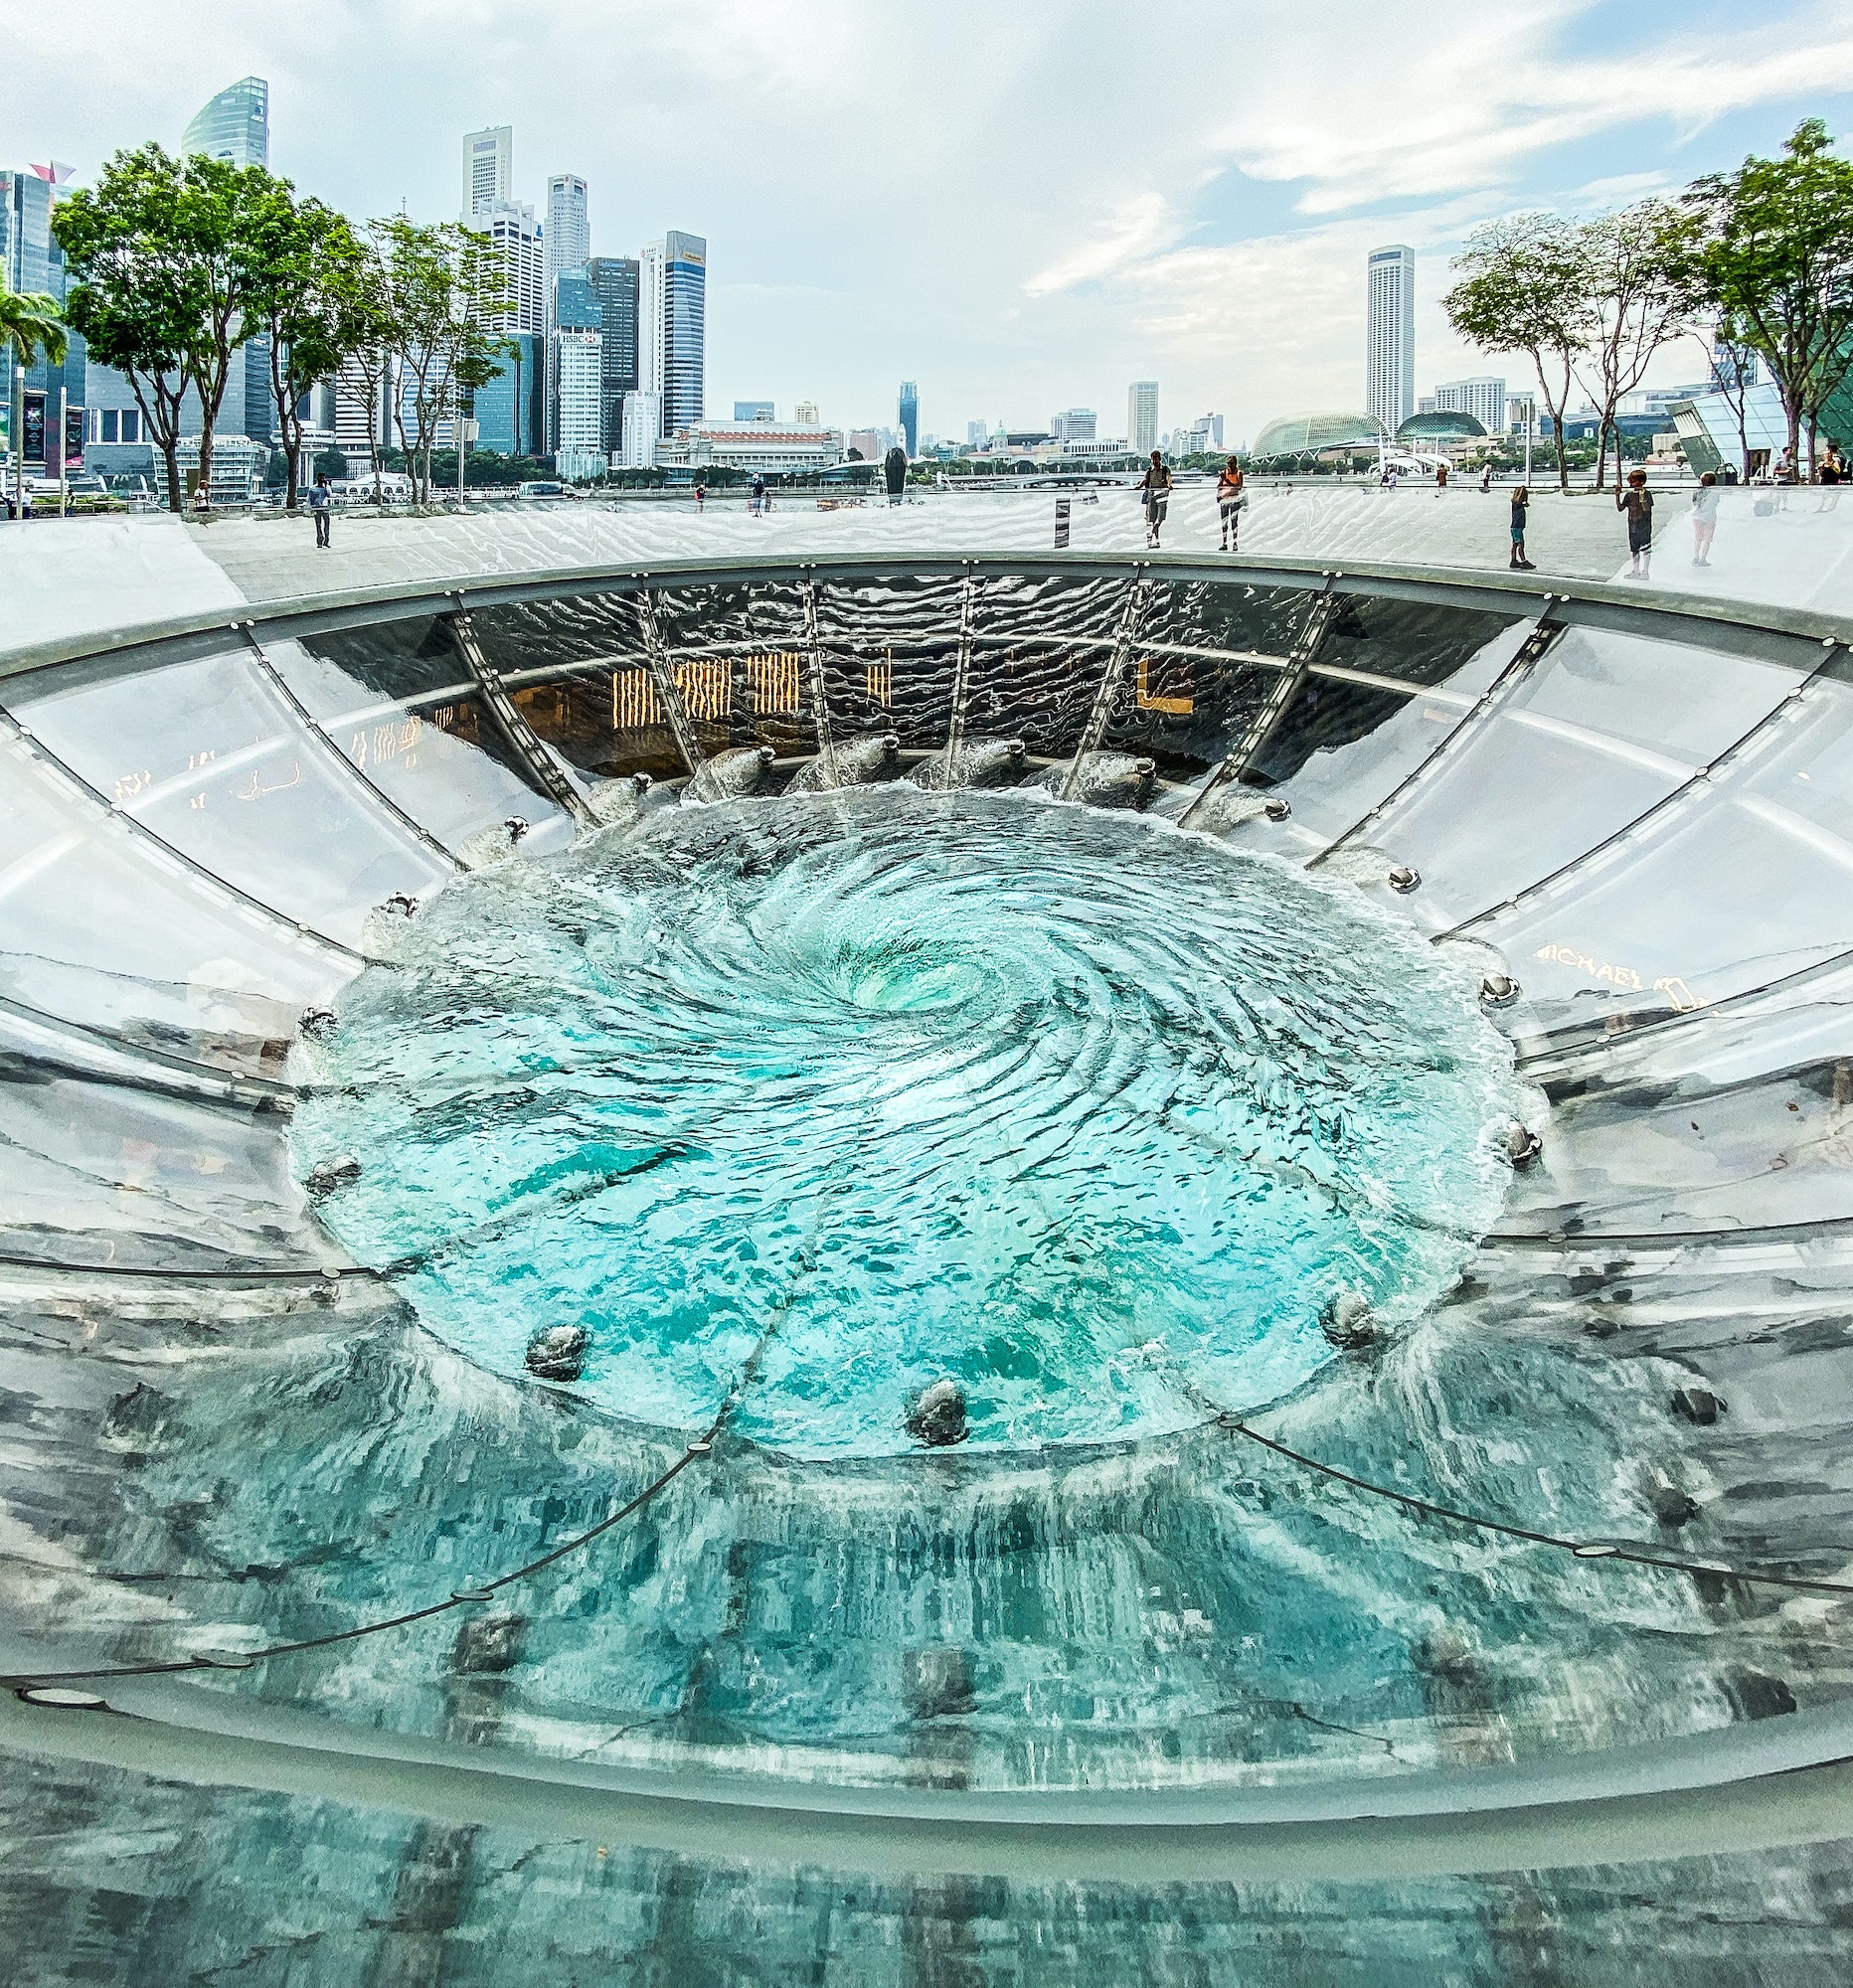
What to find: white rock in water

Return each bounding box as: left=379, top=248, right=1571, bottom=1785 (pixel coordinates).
left=905, top=1378, right=969, bottom=1447
left=790, top=732, right=901, bottom=792
left=910, top=737, right=1026, bottom=790
left=685, top=746, right=776, bottom=805
left=525, top=1323, right=590, bottom=1382
left=1030, top=751, right=1155, bottom=806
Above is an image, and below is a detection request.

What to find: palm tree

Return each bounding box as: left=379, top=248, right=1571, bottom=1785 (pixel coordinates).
left=0, top=281, right=67, bottom=367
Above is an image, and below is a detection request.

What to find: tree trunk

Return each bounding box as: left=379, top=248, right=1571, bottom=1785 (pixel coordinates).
left=1544, top=391, right=1571, bottom=495
left=197, top=394, right=216, bottom=517
left=162, top=441, right=183, bottom=515
left=268, top=335, right=298, bottom=512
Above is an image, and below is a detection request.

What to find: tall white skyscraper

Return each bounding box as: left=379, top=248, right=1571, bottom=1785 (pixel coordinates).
left=462, top=125, right=514, bottom=217
left=479, top=201, right=544, bottom=335
left=638, top=241, right=665, bottom=399
left=544, top=174, right=590, bottom=296
left=1366, top=244, right=1416, bottom=434
left=1127, top=381, right=1158, bottom=455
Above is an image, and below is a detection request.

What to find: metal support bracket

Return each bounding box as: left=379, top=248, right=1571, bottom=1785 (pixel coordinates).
left=634, top=588, right=707, bottom=777
left=445, top=605, right=594, bottom=829
left=1180, top=575, right=1337, bottom=828
left=799, top=575, right=839, bottom=786
left=1058, top=570, right=1149, bottom=800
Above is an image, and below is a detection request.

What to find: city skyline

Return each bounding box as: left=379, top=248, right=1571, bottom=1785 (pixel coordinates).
left=6, top=2, right=1853, bottom=437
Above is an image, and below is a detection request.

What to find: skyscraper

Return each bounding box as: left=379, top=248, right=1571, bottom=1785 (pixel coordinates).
left=462, top=126, right=514, bottom=217
left=183, top=78, right=268, bottom=168
left=1432, top=376, right=1505, bottom=433
left=181, top=83, right=271, bottom=441
left=1366, top=245, right=1416, bottom=435
left=899, top=381, right=919, bottom=457
left=550, top=268, right=602, bottom=469
left=544, top=174, right=590, bottom=298
left=619, top=391, right=661, bottom=468
left=1127, top=382, right=1158, bottom=456
left=479, top=202, right=544, bottom=335
left=793, top=400, right=819, bottom=425
left=587, top=256, right=640, bottom=457
left=2, top=165, right=80, bottom=475
left=639, top=231, right=706, bottom=438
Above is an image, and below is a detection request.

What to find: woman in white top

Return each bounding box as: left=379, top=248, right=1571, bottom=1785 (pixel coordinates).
left=1690, top=473, right=1721, bottom=567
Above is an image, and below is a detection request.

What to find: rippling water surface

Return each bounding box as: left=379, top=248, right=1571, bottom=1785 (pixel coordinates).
left=294, top=789, right=1515, bottom=1454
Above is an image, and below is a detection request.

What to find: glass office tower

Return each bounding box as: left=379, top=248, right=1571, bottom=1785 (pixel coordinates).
left=587, top=256, right=639, bottom=458
left=181, top=78, right=269, bottom=169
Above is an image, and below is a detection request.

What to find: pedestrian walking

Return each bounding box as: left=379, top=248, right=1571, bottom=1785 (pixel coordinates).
left=1618, top=468, right=1654, bottom=579
left=1435, top=461, right=1449, bottom=494
left=1140, top=449, right=1172, bottom=548
left=1691, top=473, right=1721, bottom=565
left=309, top=473, right=332, bottom=550
left=749, top=472, right=765, bottom=517
left=1508, top=486, right=1534, bottom=569
left=694, top=481, right=706, bottom=514
left=1216, top=455, right=1246, bottom=552
left=1817, top=441, right=1843, bottom=512
left=1478, top=462, right=1493, bottom=494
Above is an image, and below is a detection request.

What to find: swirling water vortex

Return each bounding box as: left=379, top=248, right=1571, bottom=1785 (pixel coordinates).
left=294, top=788, right=1517, bottom=1456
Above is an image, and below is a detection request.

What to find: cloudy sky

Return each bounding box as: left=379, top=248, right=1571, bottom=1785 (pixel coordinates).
left=6, top=1, right=1853, bottom=444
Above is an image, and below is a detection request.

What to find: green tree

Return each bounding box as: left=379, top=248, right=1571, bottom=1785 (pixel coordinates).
left=1444, top=214, right=1593, bottom=494
left=242, top=183, right=372, bottom=510
left=0, top=280, right=66, bottom=366
left=1573, top=201, right=1698, bottom=491
left=1, top=278, right=66, bottom=506
left=1685, top=119, right=1853, bottom=474
left=54, top=153, right=200, bottom=512
left=55, top=144, right=271, bottom=512
left=369, top=216, right=510, bottom=504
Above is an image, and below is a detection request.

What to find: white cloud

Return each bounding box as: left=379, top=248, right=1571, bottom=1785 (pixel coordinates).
left=1024, top=193, right=1178, bottom=297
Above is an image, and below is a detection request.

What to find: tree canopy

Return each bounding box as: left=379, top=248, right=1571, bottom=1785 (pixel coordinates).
left=1443, top=214, right=1593, bottom=494
left=1685, top=118, right=1853, bottom=467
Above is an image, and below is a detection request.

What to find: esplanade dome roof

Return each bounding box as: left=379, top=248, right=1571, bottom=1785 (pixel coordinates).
left=1251, top=411, right=1388, bottom=459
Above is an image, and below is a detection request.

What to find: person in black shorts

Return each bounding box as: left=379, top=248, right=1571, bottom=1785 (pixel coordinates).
left=1216, top=455, right=1245, bottom=551
left=1618, top=469, right=1653, bottom=579
left=1140, top=449, right=1172, bottom=548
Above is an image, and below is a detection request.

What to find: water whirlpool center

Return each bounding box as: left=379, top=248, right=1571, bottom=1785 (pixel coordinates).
left=293, top=787, right=1517, bottom=1453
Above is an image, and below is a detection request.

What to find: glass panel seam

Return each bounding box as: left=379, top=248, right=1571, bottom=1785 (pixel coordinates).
left=240, top=629, right=464, bottom=874
left=0, top=710, right=365, bottom=964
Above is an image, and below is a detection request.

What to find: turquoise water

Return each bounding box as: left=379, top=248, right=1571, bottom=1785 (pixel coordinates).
left=293, top=789, right=1515, bottom=1455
